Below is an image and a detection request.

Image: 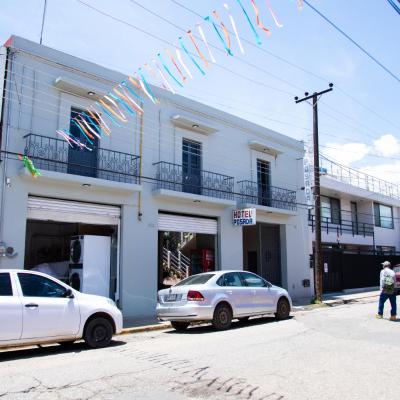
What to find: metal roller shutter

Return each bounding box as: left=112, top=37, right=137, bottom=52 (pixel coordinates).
left=27, top=197, right=120, bottom=225
left=158, top=213, right=217, bottom=234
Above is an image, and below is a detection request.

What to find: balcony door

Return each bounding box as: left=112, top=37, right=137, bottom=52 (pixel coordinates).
left=67, top=108, right=99, bottom=178
left=257, top=159, right=271, bottom=206
left=182, top=139, right=202, bottom=195
left=351, top=202, right=358, bottom=234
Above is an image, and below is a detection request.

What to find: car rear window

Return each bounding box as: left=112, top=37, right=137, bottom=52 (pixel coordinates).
left=174, top=274, right=215, bottom=286
left=0, top=273, right=13, bottom=296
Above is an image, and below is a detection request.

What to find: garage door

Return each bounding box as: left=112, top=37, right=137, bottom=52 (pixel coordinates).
left=27, top=197, right=120, bottom=225
left=158, top=213, right=217, bottom=234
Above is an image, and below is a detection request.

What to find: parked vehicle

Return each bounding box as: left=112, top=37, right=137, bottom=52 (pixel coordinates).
left=394, top=265, right=400, bottom=295
left=0, top=270, right=122, bottom=349
left=156, top=270, right=292, bottom=331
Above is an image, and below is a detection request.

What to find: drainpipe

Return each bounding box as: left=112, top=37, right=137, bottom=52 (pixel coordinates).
left=137, top=102, right=144, bottom=221
left=0, top=48, right=12, bottom=241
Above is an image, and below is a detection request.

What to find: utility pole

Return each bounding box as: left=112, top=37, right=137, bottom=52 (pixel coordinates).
left=39, top=0, right=48, bottom=45
left=295, top=84, right=333, bottom=302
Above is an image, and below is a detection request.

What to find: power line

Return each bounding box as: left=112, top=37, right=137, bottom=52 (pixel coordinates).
left=170, top=0, right=400, bottom=133
left=304, top=0, right=400, bottom=84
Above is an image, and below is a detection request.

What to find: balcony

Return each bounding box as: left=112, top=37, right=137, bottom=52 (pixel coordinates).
left=24, top=134, right=140, bottom=185
left=237, top=180, right=297, bottom=211
left=153, top=161, right=235, bottom=203
left=308, top=209, right=374, bottom=238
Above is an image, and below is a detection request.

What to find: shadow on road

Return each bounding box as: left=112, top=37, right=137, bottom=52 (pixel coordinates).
left=0, top=340, right=126, bottom=362
left=165, top=316, right=294, bottom=334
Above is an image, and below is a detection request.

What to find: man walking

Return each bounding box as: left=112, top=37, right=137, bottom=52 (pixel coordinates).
left=376, top=261, right=397, bottom=320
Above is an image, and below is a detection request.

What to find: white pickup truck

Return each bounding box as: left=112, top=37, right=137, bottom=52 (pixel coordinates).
left=0, top=269, right=123, bottom=349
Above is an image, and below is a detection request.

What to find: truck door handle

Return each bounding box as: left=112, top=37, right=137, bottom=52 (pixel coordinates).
left=25, top=303, right=39, bottom=308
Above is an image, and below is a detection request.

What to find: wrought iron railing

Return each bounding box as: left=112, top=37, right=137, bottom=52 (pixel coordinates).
left=237, top=180, right=297, bottom=211
left=320, top=155, right=400, bottom=200
left=153, top=161, right=234, bottom=200
left=24, top=134, right=140, bottom=184
left=308, top=209, right=375, bottom=237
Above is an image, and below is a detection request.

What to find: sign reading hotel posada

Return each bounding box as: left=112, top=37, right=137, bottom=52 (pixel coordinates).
left=233, top=208, right=256, bottom=226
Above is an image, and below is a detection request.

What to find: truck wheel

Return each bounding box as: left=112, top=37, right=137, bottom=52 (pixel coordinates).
left=171, top=321, right=190, bottom=331
left=212, top=303, right=232, bottom=330
left=84, top=317, right=113, bottom=348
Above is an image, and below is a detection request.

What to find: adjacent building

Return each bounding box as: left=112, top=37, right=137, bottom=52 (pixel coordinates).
left=309, top=155, right=400, bottom=292
left=0, top=36, right=312, bottom=318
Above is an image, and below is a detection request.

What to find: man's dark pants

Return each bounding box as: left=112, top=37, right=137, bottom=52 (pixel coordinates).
left=378, top=291, right=397, bottom=316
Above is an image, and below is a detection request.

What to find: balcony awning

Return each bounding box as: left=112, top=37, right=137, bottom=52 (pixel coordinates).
left=171, top=115, right=218, bottom=135
left=248, top=140, right=283, bottom=157
left=53, top=76, right=105, bottom=100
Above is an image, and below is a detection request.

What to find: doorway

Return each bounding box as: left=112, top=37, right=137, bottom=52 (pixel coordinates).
left=182, top=139, right=202, bottom=195
left=67, top=107, right=99, bottom=177
left=243, top=223, right=282, bottom=285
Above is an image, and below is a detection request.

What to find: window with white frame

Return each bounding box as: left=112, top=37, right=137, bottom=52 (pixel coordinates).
left=374, top=203, right=394, bottom=229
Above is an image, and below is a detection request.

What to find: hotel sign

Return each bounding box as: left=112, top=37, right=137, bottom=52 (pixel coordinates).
left=233, top=208, right=256, bottom=226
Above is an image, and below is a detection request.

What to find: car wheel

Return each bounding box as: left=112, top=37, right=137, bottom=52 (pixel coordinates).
left=84, top=317, right=113, bottom=349
left=171, top=321, right=190, bottom=331
left=275, top=298, right=290, bottom=320
left=212, top=303, right=232, bottom=330
left=238, top=317, right=250, bottom=323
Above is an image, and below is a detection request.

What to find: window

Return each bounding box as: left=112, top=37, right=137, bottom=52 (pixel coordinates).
left=174, top=273, right=214, bottom=286
left=374, top=203, right=393, bottom=229
left=240, top=272, right=267, bottom=287
left=257, top=159, right=271, bottom=206
left=321, top=196, right=341, bottom=224
left=182, top=139, right=202, bottom=195
left=217, top=272, right=243, bottom=287
left=18, top=273, right=67, bottom=297
left=0, top=273, right=13, bottom=296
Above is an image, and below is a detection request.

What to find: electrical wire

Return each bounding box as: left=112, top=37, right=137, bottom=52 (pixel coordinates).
left=170, top=0, right=400, bottom=133
left=303, top=0, right=400, bottom=84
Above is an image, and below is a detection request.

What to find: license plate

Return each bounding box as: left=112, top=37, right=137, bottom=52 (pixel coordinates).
left=165, top=294, right=181, bottom=302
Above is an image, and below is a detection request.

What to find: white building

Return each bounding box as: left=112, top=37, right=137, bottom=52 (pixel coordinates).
left=309, top=155, right=400, bottom=292
left=0, top=36, right=311, bottom=318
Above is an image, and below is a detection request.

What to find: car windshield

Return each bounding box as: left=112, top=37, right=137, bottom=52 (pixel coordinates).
left=174, top=274, right=215, bottom=286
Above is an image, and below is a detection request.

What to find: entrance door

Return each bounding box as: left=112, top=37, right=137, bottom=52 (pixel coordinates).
left=17, top=272, right=80, bottom=339
left=182, top=139, right=202, bottom=195
left=260, top=224, right=281, bottom=286
left=257, top=159, right=271, bottom=206
left=67, top=108, right=99, bottom=177
left=0, top=272, right=22, bottom=341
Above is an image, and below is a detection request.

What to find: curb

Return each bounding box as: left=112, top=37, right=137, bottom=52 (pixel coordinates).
left=120, top=295, right=381, bottom=334
left=120, top=322, right=171, bottom=335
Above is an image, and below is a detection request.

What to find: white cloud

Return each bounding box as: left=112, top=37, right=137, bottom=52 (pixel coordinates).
left=360, top=161, right=400, bottom=185
left=323, top=142, right=370, bottom=166
left=373, top=134, right=400, bottom=157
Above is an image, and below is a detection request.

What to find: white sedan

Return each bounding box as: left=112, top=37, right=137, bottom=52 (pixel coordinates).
left=157, top=270, right=292, bottom=331
left=0, top=269, right=123, bottom=349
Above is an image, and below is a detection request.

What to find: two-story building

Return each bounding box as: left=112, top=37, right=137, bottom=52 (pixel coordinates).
left=0, top=36, right=311, bottom=318
left=309, top=155, right=400, bottom=292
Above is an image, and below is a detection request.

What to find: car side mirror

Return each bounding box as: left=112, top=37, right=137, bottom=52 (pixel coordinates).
left=64, top=288, right=74, bottom=298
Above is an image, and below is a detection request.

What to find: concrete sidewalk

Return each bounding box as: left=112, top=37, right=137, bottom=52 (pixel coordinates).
left=121, top=289, right=381, bottom=335
left=292, top=288, right=380, bottom=310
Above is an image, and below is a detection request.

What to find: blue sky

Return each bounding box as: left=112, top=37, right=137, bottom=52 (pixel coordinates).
left=1, top=0, right=399, bottom=182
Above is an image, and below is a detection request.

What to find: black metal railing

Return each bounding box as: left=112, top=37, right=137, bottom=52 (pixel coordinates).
left=153, top=161, right=234, bottom=200
left=308, top=209, right=375, bottom=237
left=237, top=180, right=297, bottom=211
left=24, top=134, right=140, bottom=184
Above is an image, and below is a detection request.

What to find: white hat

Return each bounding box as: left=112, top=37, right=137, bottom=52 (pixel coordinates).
left=382, top=261, right=391, bottom=267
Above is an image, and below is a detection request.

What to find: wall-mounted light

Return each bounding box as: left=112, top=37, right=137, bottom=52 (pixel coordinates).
left=87, top=91, right=96, bottom=96
left=192, top=124, right=199, bottom=128
left=82, top=183, right=91, bottom=188
left=0, top=241, right=17, bottom=258
left=193, top=200, right=201, bottom=203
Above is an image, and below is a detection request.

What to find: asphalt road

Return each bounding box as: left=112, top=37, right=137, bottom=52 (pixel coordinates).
left=1, top=298, right=398, bottom=400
